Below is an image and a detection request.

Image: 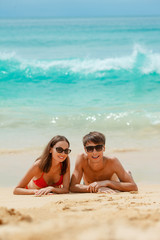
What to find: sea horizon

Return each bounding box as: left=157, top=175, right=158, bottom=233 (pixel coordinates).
left=0, top=14, right=160, bottom=19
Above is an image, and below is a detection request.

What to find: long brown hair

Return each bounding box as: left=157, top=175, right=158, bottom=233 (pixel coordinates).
left=38, top=135, right=70, bottom=175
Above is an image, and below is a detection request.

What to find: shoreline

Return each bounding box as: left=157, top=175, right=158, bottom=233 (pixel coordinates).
left=0, top=184, right=160, bottom=240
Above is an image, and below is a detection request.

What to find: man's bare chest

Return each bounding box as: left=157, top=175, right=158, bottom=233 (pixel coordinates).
left=83, top=166, right=114, bottom=183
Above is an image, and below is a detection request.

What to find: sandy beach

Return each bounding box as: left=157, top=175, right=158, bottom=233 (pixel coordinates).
left=0, top=184, right=160, bottom=240
left=0, top=136, right=159, bottom=240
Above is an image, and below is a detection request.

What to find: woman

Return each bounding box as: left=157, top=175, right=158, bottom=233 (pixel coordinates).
left=13, top=135, right=71, bottom=196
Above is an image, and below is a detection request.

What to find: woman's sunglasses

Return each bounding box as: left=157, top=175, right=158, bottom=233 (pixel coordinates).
left=55, top=147, right=71, bottom=154
left=85, top=144, right=104, bottom=153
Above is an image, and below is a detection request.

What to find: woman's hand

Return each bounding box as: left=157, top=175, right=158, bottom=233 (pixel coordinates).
left=34, top=186, right=54, bottom=197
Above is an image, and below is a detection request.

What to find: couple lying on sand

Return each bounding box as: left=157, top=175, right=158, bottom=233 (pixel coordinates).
left=13, top=131, right=138, bottom=196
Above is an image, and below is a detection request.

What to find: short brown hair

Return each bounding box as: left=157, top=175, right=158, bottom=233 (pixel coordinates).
left=83, top=131, right=105, bottom=146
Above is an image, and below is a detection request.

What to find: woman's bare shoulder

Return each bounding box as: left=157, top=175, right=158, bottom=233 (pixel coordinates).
left=32, top=159, right=42, bottom=174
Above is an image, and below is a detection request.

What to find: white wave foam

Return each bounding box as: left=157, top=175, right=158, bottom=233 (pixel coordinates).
left=0, top=51, right=16, bottom=60
left=1, top=45, right=160, bottom=74
left=141, top=53, right=160, bottom=74
left=146, top=112, right=160, bottom=126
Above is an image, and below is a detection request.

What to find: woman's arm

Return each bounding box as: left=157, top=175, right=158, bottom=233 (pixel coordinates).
left=13, top=161, right=41, bottom=195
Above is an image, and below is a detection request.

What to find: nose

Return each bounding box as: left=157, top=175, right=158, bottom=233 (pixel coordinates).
left=60, top=151, right=66, bottom=155
left=92, top=148, right=97, bottom=153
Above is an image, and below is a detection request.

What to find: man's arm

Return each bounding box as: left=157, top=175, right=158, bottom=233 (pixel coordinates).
left=97, top=158, right=138, bottom=192
left=70, top=154, right=90, bottom=193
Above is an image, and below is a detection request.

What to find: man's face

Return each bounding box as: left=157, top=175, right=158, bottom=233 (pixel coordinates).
left=84, top=142, right=105, bottom=162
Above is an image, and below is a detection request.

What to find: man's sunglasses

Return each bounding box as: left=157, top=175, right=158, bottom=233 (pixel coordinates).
left=85, top=145, right=104, bottom=153
left=55, top=147, right=71, bottom=154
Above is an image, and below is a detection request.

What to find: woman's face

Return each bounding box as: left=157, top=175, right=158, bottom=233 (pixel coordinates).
left=50, top=141, right=70, bottom=163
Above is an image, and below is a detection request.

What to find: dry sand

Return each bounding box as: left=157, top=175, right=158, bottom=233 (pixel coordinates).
left=0, top=185, right=160, bottom=240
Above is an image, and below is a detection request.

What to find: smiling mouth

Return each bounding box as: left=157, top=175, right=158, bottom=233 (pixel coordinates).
left=92, top=156, right=99, bottom=159
left=58, top=156, right=65, bottom=159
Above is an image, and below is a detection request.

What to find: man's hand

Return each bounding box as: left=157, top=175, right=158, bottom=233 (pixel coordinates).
left=87, top=181, right=106, bottom=193
left=98, top=187, right=118, bottom=194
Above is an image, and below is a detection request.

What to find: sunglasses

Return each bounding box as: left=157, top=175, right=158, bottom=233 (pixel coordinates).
left=85, top=144, right=104, bottom=153
left=55, top=147, right=71, bottom=154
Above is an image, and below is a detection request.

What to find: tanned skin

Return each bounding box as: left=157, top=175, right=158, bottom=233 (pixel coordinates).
left=70, top=142, right=138, bottom=193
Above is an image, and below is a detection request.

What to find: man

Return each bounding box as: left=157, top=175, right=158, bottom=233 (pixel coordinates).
left=70, top=131, right=138, bottom=193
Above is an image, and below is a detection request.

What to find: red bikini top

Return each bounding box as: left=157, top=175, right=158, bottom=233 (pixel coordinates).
left=33, top=164, right=63, bottom=188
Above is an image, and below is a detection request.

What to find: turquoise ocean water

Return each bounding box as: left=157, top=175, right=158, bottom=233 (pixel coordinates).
left=0, top=17, right=160, bottom=182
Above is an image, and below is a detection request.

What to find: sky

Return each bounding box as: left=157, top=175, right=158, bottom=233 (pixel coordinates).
left=0, top=0, right=160, bottom=18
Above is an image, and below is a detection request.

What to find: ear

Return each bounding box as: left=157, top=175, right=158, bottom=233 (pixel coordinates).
left=84, top=146, right=87, bottom=154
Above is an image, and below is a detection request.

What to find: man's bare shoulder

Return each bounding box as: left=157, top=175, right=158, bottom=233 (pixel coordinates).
left=74, top=153, right=87, bottom=171
left=104, top=155, right=119, bottom=164
left=76, top=153, right=89, bottom=167
left=76, top=153, right=87, bottom=163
